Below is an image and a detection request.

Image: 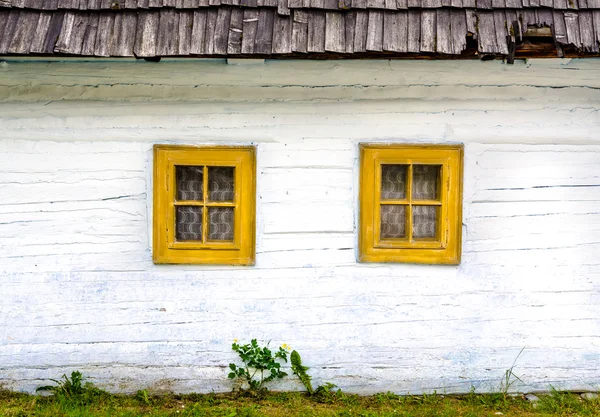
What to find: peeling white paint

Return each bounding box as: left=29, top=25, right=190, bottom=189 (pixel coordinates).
left=0, top=59, right=600, bottom=395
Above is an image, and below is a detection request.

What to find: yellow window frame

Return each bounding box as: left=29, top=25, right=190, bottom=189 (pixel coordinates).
left=359, top=144, right=463, bottom=265
left=153, top=145, right=256, bottom=265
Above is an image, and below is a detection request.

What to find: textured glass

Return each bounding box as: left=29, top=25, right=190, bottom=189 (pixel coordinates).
left=176, top=166, right=204, bottom=201
left=380, top=205, right=406, bottom=239
left=209, top=167, right=235, bottom=202
left=413, top=206, right=437, bottom=239
left=208, top=207, right=234, bottom=241
left=412, top=165, right=440, bottom=200
left=176, top=206, right=202, bottom=241
left=381, top=165, right=407, bottom=200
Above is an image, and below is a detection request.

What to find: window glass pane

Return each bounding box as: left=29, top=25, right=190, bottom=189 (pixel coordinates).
left=412, top=165, right=440, bottom=200
left=381, top=165, right=407, bottom=200
left=209, top=167, right=235, bottom=202
left=413, top=206, right=437, bottom=239
left=208, top=207, right=234, bottom=241
left=380, top=205, right=406, bottom=239
left=176, top=206, right=202, bottom=241
left=176, top=166, right=204, bottom=201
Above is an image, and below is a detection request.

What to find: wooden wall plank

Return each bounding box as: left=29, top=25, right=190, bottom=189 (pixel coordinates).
left=254, top=9, right=274, bottom=53
left=564, top=11, right=581, bottom=47
left=227, top=8, right=243, bottom=54
left=291, top=9, right=308, bottom=52
left=307, top=10, right=325, bottom=52
left=476, top=10, right=497, bottom=52
left=493, top=10, right=508, bottom=54
left=214, top=7, right=231, bottom=54
left=436, top=9, right=451, bottom=53
left=204, top=9, right=217, bottom=53
left=578, top=10, right=597, bottom=51
left=177, top=10, right=192, bottom=55
left=278, top=0, right=290, bottom=16
left=95, top=13, right=114, bottom=56
left=553, top=10, right=568, bottom=43
left=0, top=10, right=21, bottom=54
left=8, top=11, right=38, bottom=54
left=367, top=0, right=385, bottom=8
left=190, top=10, right=207, bottom=54
left=365, top=10, right=382, bottom=50
left=325, top=11, right=344, bottom=52
left=420, top=9, right=435, bottom=52
left=345, top=11, right=355, bottom=52
left=112, top=13, right=137, bottom=56
left=29, top=12, right=53, bottom=53
left=241, top=9, right=258, bottom=53
left=382, top=11, right=407, bottom=52
left=80, top=12, right=98, bottom=55
left=156, top=8, right=179, bottom=55
left=272, top=14, right=292, bottom=53
left=450, top=9, right=466, bottom=53
left=134, top=10, right=159, bottom=56
left=407, top=9, right=420, bottom=52
left=592, top=11, right=600, bottom=49
left=353, top=10, right=368, bottom=51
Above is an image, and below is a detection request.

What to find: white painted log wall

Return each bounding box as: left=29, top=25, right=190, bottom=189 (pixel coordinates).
left=0, top=58, right=599, bottom=395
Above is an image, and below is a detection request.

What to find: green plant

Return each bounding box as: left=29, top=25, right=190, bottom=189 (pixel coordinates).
left=228, top=339, right=289, bottom=391
left=36, top=371, right=86, bottom=398
left=290, top=350, right=313, bottom=395
left=35, top=371, right=107, bottom=405
left=135, top=389, right=151, bottom=405
left=312, top=382, right=339, bottom=403
left=499, top=347, right=525, bottom=397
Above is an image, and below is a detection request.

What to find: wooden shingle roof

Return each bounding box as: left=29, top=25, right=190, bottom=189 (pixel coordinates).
left=0, top=0, right=599, bottom=58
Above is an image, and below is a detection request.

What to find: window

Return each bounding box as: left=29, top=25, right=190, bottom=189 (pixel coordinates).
left=359, top=144, right=463, bottom=264
left=153, top=145, right=256, bottom=265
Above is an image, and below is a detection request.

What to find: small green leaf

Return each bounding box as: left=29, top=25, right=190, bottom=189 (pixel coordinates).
left=229, top=363, right=236, bottom=370
left=228, top=372, right=236, bottom=379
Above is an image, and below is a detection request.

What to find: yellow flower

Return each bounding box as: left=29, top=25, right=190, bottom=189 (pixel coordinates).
left=282, top=343, right=291, bottom=350
left=233, top=339, right=238, bottom=343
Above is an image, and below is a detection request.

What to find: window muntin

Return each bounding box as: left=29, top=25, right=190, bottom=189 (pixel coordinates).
left=360, top=144, right=463, bottom=264
left=153, top=146, right=255, bottom=265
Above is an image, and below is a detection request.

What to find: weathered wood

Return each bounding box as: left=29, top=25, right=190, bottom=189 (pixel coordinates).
left=365, top=10, right=382, bottom=50
left=476, top=0, right=492, bottom=9
left=344, top=11, right=355, bottom=52
left=353, top=10, right=368, bottom=51
left=156, top=9, right=178, bottom=55
left=421, top=0, right=441, bottom=6
left=227, top=8, right=243, bottom=54
left=539, top=0, right=552, bottom=7
left=55, top=12, right=88, bottom=54
left=553, top=0, right=567, bottom=7
left=241, top=9, right=258, bottom=53
left=465, top=9, right=476, bottom=33
left=325, top=11, right=344, bottom=52
left=278, top=0, right=290, bottom=16
left=255, top=9, right=274, bottom=53
left=272, top=14, right=292, bottom=53
left=493, top=10, right=509, bottom=54
left=420, top=9, right=435, bottom=52
left=7, top=10, right=38, bottom=54
left=382, top=11, right=407, bottom=52
left=213, top=7, right=231, bottom=54
left=291, top=9, right=308, bottom=52
left=436, top=9, right=452, bottom=53
left=0, top=11, right=21, bottom=54
left=111, top=12, right=136, bottom=56
left=451, top=0, right=462, bottom=8
left=477, top=11, right=497, bottom=52
left=578, top=10, right=597, bottom=51
left=80, top=12, right=98, bottom=55
left=462, top=0, right=475, bottom=7
left=134, top=10, right=159, bottom=56
left=307, top=10, right=325, bottom=52
left=367, top=0, right=385, bottom=8
left=553, top=10, right=568, bottom=43
left=189, top=10, right=206, bottom=54
left=537, top=8, right=553, bottom=25
left=29, top=12, right=53, bottom=53
left=450, top=9, right=466, bottom=53
left=564, top=11, right=581, bottom=47
left=407, top=0, right=420, bottom=7
left=593, top=10, right=600, bottom=48
left=407, top=9, right=420, bottom=51
left=505, top=0, right=520, bottom=7
left=177, top=10, right=192, bottom=55
left=396, top=0, right=407, bottom=8
left=384, top=0, right=397, bottom=9
left=353, top=0, right=367, bottom=7
left=492, top=0, right=505, bottom=8
left=204, top=8, right=217, bottom=53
